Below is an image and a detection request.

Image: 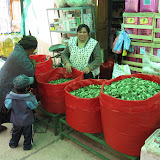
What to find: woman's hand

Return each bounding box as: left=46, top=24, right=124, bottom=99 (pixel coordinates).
left=82, top=67, right=91, bottom=74
left=65, top=62, right=72, bottom=74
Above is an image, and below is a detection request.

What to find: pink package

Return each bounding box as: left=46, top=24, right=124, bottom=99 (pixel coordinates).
left=138, top=17, right=152, bottom=36
left=125, top=0, right=139, bottom=12
left=156, top=19, right=160, bottom=38
left=140, top=0, right=159, bottom=12
left=154, top=48, right=160, bottom=56
left=125, top=17, right=138, bottom=35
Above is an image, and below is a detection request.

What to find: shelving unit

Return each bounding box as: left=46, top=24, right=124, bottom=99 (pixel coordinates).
left=46, top=6, right=96, bottom=45
left=107, top=0, right=125, bottom=51
left=122, top=12, right=160, bottom=74
left=59, top=116, right=139, bottom=160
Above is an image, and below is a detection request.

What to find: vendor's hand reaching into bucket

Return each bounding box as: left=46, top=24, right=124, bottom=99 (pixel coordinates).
left=65, top=62, right=72, bottom=74
left=82, top=67, right=91, bottom=74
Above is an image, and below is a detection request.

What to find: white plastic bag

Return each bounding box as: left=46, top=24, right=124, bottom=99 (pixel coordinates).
left=66, top=0, right=92, bottom=7
left=112, top=63, right=131, bottom=79
left=142, top=52, right=160, bottom=76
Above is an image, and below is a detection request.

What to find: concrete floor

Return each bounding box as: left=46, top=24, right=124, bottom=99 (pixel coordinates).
left=0, top=122, right=100, bottom=160
left=0, top=109, right=140, bottom=160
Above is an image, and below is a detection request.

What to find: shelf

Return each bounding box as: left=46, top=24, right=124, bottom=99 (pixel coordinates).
left=50, top=30, right=96, bottom=34
left=112, top=16, right=123, bottom=19
left=112, top=0, right=125, bottom=1
left=47, top=6, right=96, bottom=44
left=47, top=6, right=93, bottom=11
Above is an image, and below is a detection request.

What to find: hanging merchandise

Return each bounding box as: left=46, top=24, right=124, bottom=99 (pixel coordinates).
left=65, top=79, right=104, bottom=133
left=112, top=30, right=131, bottom=55
left=100, top=74, right=160, bottom=156
left=140, top=0, right=159, bottom=12
left=125, top=0, right=139, bottom=13
left=66, top=0, right=92, bottom=7
left=37, top=68, right=84, bottom=114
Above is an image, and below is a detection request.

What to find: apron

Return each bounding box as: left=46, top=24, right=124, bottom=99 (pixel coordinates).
left=68, top=37, right=100, bottom=77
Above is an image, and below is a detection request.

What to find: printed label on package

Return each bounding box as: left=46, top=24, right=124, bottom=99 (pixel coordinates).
left=140, top=18, right=149, bottom=24
left=144, top=0, right=151, bottom=5
left=140, top=47, right=145, bottom=55
left=127, top=18, right=135, bottom=24
left=158, top=49, right=160, bottom=57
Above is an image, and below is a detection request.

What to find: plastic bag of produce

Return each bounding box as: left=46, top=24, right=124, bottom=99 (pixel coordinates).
left=112, top=63, right=131, bottom=79
left=65, top=79, right=105, bottom=133
left=143, top=52, right=160, bottom=76
left=100, top=74, right=160, bottom=156
left=29, top=55, right=53, bottom=78
left=37, top=68, right=83, bottom=114
left=66, top=0, right=92, bottom=7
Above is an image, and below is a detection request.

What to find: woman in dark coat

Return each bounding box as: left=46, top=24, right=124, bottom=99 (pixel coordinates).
left=0, top=35, right=37, bottom=132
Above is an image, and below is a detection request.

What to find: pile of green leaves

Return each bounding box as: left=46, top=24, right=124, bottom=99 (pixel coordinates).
left=70, top=84, right=102, bottom=98
left=48, top=78, right=74, bottom=84
left=103, top=77, right=160, bottom=100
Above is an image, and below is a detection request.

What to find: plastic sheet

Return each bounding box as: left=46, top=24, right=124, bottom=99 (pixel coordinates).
left=37, top=68, right=84, bottom=114
left=29, top=55, right=53, bottom=78
left=65, top=79, right=105, bottom=133
left=100, top=74, right=160, bottom=156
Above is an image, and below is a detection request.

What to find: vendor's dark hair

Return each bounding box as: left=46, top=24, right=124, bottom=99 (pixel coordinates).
left=18, top=35, right=37, bottom=50
left=77, top=24, right=90, bottom=34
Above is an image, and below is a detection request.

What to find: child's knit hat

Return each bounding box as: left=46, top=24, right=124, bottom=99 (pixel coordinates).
left=13, top=74, right=34, bottom=89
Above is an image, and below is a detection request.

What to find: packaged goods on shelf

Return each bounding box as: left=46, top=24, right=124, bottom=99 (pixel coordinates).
left=123, top=12, right=155, bottom=42
left=138, top=17, right=153, bottom=36
left=125, top=0, right=139, bottom=13
left=122, top=42, right=160, bottom=74
left=140, top=0, right=159, bottom=13
left=125, top=17, right=138, bottom=34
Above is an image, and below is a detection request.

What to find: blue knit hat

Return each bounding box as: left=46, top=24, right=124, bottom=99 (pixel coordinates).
left=13, top=74, right=34, bottom=89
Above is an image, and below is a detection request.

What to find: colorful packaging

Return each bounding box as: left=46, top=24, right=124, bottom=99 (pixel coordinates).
left=125, top=17, right=138, bottom=35
left=154, top=48, right=160, bottom=56
left=137, top=46, right=151, bottom=63
left=125, top=0, right=139, bottom=12
left=138, top=17, right=152, bottom=36
left=156, top=19, right=160, bottom=38
left=140, top=0, right=159, bottom=12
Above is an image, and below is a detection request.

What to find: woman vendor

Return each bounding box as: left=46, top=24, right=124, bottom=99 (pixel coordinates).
left=61, top=24, right=102, bottom=79
left=0, top=35, right=37, bottom=132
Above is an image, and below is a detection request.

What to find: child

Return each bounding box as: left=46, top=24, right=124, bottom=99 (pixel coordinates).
left=5, top=74, right=38, bottom=150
